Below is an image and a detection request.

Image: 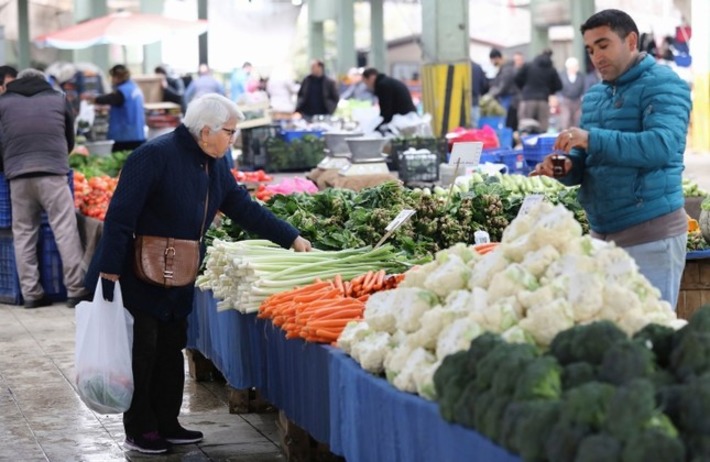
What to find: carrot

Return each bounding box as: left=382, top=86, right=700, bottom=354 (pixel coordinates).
left=285, top=331, right=300, bottom=339
left=307, top=319, right=352, bottom=329
left=314, top=329, right=341, bottom=340
left=293, top=288, right=340, bottom=303
left=333, top=274, right=344, bottom=295
left=357, top=295, right=370, bottom=303
left=373, top=270, right=385, bottom=290
left=316, top=308, right=364, bottom=321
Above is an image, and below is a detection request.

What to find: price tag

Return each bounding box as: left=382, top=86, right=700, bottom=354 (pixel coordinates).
left=448, top=142, right=484, bottom=167
left=518, top=194, right=545, bottom=217
left=385, top=209, right=416, bottom=232
left=474, top=230, right=490, bottom=245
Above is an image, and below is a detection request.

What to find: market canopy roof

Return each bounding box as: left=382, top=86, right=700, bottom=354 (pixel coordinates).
left=34, top=11, right=208, bottom=50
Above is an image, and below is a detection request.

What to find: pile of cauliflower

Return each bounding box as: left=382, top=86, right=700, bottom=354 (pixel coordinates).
left=338, top=201, right=684, bottom=400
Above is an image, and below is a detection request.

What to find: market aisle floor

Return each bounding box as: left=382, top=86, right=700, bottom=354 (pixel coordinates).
left=0, top=302, right=284, bottom=462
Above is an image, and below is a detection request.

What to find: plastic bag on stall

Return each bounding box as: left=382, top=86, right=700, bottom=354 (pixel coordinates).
left=389, top=112, right=433, bottom=137
left=446, top=125, right=500, bottom=151
left=76, top=100, right=95, bottom=132
left=75, top=280, right=134, bottom=414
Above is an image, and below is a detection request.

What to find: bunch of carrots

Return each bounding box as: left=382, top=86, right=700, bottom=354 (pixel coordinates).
left=258, top=270, right=405, bottom=343
left=472, top=242, right=500, bottom=255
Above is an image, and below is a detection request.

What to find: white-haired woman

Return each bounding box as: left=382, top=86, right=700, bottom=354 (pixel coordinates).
left=86, top=94, right=310, bottom=454
left=557, top=57, right=585, bottom=130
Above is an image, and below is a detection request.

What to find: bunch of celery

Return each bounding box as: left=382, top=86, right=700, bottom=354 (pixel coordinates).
left=196, top=239, right=411, bottom=313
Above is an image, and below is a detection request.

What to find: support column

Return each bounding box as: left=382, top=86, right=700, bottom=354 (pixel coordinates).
left=197, top=0, right=208, bottom=65
left=336, top=0, right=356, bottom=75
left=74, top=0, right=109, bottom=70
left=308, top=4, right=325, bottom=62
left=17, top=0, right=30, bottom=69
left=691, top=0, right=710, bottom=151
left=420, top=0, right=471, bottom=136
left=370, top=0, right=386, bottom=72
left=141, top=0, right=164, bottom=74
left=570, top=0, right=595, bottom=73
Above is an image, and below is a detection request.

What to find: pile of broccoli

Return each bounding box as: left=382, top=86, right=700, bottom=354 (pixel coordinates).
left=434, top=307, right=710, bottom=462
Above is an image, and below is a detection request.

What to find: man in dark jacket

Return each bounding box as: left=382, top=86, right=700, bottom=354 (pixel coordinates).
left=515, top=49, right=563, bottom=132
left=0, top=68, right=88, bottom=308
left=0, top=65, right=18, bottom=94
left=488, top=49, right=520, bottom=130
left=471, top=60, right=489, bottom=128
left=362, top=67, right=416, bottom=127
left=557, top=57, right=585, bottom=130
left=295, top=60, right=339, bottom=119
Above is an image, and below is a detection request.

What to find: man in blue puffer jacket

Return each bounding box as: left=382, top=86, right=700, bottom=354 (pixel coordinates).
left=533, top=9, right=692, bottom=308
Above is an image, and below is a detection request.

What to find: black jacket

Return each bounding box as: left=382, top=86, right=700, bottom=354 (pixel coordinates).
left=0, top=78, right=74, bottom=178
left=558, top=70, right=586, bottom=101
left=296, top=74, right=339, bottom=116
left=471, top=61, right=489, bottom=106
left=515, top=53, right=563, bottom=101
left=86, top=124, right=300, bottom=321
left=373, top=73, right=416, bottom=124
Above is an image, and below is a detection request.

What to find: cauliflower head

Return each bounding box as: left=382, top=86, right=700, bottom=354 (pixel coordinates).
left=435, top=316, right=484, bottom=361
left=521, top=245, right=561, bottom=278
left=414, top=360, right=441, bottom=400
left=519, top=298, right=575, bottom=347
left=469, top=250, right=508, bottom=290
left=407, top=305, right=468, bottom=351
left=487, top=263, right=539, bottom=304
left=423, top=254, right=471, bottom=298
left=350, top=331, right=392, bottom=374
left=384, top=343, right=415, bottom=383
left=392, top=347, right=437, bottom=393
left=337, top=321, right=373, bottom=355
left=393, top=288, right=440, bottom=333
left=400, top=260, right=440, bottom=288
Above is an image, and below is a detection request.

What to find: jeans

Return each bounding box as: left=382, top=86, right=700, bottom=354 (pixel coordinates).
left=623, top=233, right=687, bottom=309
left=471, top=105, right=481, bottom=129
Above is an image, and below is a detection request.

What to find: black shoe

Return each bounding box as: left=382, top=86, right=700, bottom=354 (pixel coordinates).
left=124, top=431, right=169, bottom=454
left=162, top=426, right=204, bottom=445
left=24, top=296, right=52, bottom=309
left=66, top=293, right=92, bottom=308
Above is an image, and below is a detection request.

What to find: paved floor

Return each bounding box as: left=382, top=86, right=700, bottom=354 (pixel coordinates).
left=0, top=302, right=283, bottom=462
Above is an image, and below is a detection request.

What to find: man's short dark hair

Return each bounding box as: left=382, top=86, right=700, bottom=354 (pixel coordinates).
left=580, top=9, right=639, bottom=39
left=362, top=68, right=379, bottom=79
left=489, top=49, right=502, bottom=59
left=154, top=66, right=167, bottom=75
left=0, top=65, right=18, bottom=82
left=109, top=64, right=130, bottom=81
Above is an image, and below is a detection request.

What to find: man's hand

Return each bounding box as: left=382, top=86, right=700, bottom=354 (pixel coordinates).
left=530, top=154, right=573, bottom=177
left=553, top=127, right=589, bottom=153
left=291, top=236, right=312, bottom=252
left=80, top=93, right=96, bottom=104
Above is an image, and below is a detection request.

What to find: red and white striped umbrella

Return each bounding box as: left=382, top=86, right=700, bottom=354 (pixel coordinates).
left=34, top=11, right=208, bottom=50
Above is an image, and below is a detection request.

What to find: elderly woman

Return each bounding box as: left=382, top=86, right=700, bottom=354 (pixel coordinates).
left=86, top=94, right=310, bottom=455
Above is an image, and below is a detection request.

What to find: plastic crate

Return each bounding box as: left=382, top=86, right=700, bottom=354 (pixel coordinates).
left=0, top=229, right=22, bottom=305
left=498, top=150, right=527, bottom=174
left=239, top=124, right=280, bottom=170
left=280, top=129, right=324, bottom=143
left=399, top=151, right=439, bottom=183
left=497, top=127, right=514, bottom=149
left=1, top=171, right=75, bottom=229
left=522, top=134, right=558, bottom=169
left=478, top=116, right=506, bottom=130
left=38, top=225, right=67, bottom=302
left=390, top=137, right=447, bottom=171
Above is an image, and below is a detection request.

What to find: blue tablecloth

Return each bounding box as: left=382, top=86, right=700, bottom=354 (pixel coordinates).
left=187, top=289, right=520, bottom=462
left=328, top=348, right=520, bottom=462
left=687, top=250, right=710, bottom=261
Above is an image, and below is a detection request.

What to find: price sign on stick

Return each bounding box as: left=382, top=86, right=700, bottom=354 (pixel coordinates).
left=376, top=209, right=416, bottom=248
left=518, top=194, right=545, bottom=217
left=448, top=142, right=484, bottom=167
left=474, top=230, right=491, bottom=245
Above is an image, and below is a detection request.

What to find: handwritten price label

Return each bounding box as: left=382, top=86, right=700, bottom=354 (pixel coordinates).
left=518, top=194, right=545, bottom=217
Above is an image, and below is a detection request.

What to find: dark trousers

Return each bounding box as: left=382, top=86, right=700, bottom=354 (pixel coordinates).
left=123, top=310, right=188, bottom=437
left=112, top=140, right=145, bottom=152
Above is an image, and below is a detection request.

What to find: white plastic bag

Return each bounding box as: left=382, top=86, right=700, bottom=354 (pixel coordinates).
left=75, top=280, right=134, bottom=414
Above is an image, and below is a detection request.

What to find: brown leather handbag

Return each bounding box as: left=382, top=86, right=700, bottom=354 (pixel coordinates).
left=133, top=164, right=210, bottom=288
left=133, top=235, right=201, bottom=287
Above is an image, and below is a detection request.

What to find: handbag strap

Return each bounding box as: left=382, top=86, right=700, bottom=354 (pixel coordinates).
left=163, top=237, right=175, bottom=281
left=199, top=162, right=210, bottom=239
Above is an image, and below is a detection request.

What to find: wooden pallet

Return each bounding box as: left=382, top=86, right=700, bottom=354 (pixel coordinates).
left=276, top=411, right=345, bottom=462
left=677, top=259, right=710, bottom=320
left=227, top=387, right=275, bottom=414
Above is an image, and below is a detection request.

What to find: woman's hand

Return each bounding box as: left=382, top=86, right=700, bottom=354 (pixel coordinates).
left=291, top=236, right=312, bottom=252
left=100, top=272, right=120, bottom=282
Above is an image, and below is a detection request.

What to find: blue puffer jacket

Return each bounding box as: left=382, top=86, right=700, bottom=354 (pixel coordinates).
left=560, top=54, right=691, bottom=234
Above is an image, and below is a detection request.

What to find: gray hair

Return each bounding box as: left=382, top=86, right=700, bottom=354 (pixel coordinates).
left=183, top=94, right=244, bottom=137
left=17, top=68, right=47, bottom=81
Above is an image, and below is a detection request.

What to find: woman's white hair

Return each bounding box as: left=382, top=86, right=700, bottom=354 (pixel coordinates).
left=183, top=94, right=244, bottom=137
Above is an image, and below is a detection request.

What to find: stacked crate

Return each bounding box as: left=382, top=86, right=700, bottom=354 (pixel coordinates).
left=0, top=172, right=73, bottom=304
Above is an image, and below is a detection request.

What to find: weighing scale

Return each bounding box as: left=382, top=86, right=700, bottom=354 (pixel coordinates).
left=337, top=137, right=390, bottom=176
left=318, top=131, right=363, bottom=170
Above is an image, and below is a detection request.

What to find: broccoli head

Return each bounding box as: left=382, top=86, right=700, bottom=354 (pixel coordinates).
left=514, top=356, right=563, bottom=401
left=633, top=323, right=676, bottom=368
left=684, top=305, right=710, bottom=333
left=562, top=362, right=597, bottom=390
left=479, top=396, right=510, bottom=443
left=621, top=429, right=686, bottom=462
left=598, top=339, right=656, bottom=386
left=451, top=382, right=478, bottom=428
left=656, top=384, right=687, bottom=428
left=499, top=402, right=529, bottom=453
left=683, top=434, right=710, bottom=462
left=434, top=350, right=472, bottom=422
left=603, top=379, right=658, bottom=442
left=545, top=422, right=590, bottom=462
left=677, top=373, right=710, bottom=436
left=490, top=345, right=539, bottom=397
left=669, top=331, right=710, bottom=382
left=573, top=433, right=622, bottom=462
left=549, top=320, right=627, bottom=366
left=512, top=400, right=561, bottom=462
left=474, top=342, right=538, bottom=395
left=559, top=381, right=616, bottom=430
left=466, top=332, right=505, bottom=375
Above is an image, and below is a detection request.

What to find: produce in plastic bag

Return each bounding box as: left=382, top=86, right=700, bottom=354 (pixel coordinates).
left=75, top=280, right=134, bottom=414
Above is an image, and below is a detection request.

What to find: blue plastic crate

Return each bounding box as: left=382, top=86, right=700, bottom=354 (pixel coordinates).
left=0, top=230, right=22, bottom=305
left=522, top=134, right=558, bottom=168
left=38, top=225, right=67, bottom=302
left=280, top=129, right=324, bottom=143
left=498, top=150, right=526, bottom=174
left=497, top=127, right=514, bottom=149
left=478, top=116, right=505, bottom=130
